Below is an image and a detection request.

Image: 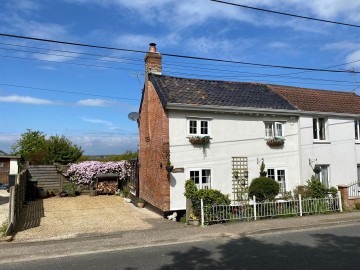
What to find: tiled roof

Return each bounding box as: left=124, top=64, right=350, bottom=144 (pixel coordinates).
left=150, top=74, right=297, bottom=111
left=268, top=84, right=360, bottom=114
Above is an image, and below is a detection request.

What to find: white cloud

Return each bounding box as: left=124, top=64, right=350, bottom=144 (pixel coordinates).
left=81, top=117, right=124, bottom=131
left=70, top=133, right=138, bottom=154
left=268, top=42, right=289, bottom=49
left=81, top=117, right=114, bottom=126
left=0, top=95, right=54, bottom=105
left=5, top=0, right=40, bottom=13
left=76, top=99, right=118, bottom=107
left=63, top=0, right=360, bottom=30
left=323, top=42, right=360, bottom=51
left=345, top=50, right=360, bottom=68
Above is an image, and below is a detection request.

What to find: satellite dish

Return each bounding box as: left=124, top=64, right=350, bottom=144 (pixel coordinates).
left=128, top=112, right=139, bottom=121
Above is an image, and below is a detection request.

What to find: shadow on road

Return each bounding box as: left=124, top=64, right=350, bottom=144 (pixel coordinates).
left=159, top=232, right=360, bottom=269
left=15, top=199, right=44, bottom=233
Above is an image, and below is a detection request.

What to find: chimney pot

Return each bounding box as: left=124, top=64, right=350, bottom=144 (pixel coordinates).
left=149, top=43, right=157, bottom=53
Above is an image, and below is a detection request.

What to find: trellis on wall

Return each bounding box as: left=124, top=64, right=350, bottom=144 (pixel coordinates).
left=232, top=157, right=249, bottom=203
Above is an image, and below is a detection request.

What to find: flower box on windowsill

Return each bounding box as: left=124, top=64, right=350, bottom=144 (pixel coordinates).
left=189, top=136, right=210, bottom=145
left=266, top=136, right=285, bottom=147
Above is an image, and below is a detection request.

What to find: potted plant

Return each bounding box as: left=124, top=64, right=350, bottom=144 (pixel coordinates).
left=188, top=213, right=199, bottom=226
left=313, top=166, right=321, bottom=174
left=266, top=136, right=285, bottom=147
left=137, top=198, right=145, bottom=208
left=260, top=161, right=267, bottom=177
left=122, top=187, right=131, bottom=202
left=189, top=136, right=210, bottom=145
left=166, top=161, right=174, bottom=172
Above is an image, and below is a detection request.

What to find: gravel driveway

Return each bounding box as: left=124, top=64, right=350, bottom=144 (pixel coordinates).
left=14, top=195, right=161, bottom=242
left=0, top=190, right=9, bottom=226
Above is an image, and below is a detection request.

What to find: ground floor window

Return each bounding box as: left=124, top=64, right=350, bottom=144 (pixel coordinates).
left=189, top=169, right=211, bottom=189
left=315, top=165, right=329, bottom=187
left=357, top=165, right=360, bottom=187
left=267, top=168, right=286, bottom=193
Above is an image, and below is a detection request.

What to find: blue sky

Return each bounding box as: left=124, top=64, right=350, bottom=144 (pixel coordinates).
left=0, top=0, right=360, bottom=155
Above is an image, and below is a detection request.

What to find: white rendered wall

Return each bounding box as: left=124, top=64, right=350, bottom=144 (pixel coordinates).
left=9, top=159, right=19, bottom=175
left=168, top=110, right=300, bottom=210
left=299, top=116, right=359, bottom=187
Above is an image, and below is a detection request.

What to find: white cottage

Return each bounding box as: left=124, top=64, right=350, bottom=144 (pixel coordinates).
left=138, top=43, right=360, bottom=214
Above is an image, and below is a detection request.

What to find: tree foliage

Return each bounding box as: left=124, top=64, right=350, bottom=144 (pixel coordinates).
left=12, top=129, right=83, bottom=165
left=79, top=150, right=138, bottom=162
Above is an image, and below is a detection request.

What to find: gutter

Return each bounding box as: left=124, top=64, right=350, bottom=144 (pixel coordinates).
left=166, top=103, right=360, bottom=118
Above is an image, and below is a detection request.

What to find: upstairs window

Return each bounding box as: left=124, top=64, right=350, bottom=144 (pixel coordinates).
left=313, top=118, right=326, bottom=141
left=189, top=169, right=211, bottom=190
left=355, top=120, right=360, bottom=141
left=265, top=122, right=283, bottom=138
left=188, top=119, right=210, bottom=136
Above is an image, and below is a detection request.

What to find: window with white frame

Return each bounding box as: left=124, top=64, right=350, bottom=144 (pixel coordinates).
left=265, top=122, right=283, bottom=138
left=267, top=168, right=286, bottom=193
left=0, top=162, right=3, bottom=168
left=355, top=120, right=360, bottom=141
left=189, top=169, right=211, bottom=190
left=188, top=119, right=210, bottom=136
left=313, top=117, right=326, bottom=141
left=314, top=165, right=329, bottom=187
left=357, top=165, right=360, bottom=187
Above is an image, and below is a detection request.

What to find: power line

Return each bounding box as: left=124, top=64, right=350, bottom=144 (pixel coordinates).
left=0, top=44, right=352, bottom=85
left=0, top=83, right=140, bottom=101
left=0, top=46, right=144, bottom=67
left=0, top=41, right=144, bottom=63
left=211, top=0, right=360, bottom=28
left=0, top=54, right=144, bottom=72
left=0, top=32, right=358, bottom=73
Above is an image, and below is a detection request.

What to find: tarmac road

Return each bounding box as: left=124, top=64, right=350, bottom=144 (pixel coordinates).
left=1, top=223, right=359, bottom=270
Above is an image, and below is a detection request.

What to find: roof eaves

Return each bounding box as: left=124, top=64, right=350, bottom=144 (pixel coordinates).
left=297, top=110, right=360, bottom=118
left=166, top=103, right=300, bottom=116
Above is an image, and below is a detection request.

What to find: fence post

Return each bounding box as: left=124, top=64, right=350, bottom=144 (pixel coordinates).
left=253, top=195, right=257, bottom=221
left=338, top=191, right=343, bottom=212
left=298, top=194, right=303, bottom=217
left=201, top=198, right=204, bottom=226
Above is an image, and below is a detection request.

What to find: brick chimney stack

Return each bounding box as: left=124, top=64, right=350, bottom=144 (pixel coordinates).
left=145, top=43, right=162, bottom=75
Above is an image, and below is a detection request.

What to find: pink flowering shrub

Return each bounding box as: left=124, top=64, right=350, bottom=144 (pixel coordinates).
left=66, top=161, right=130, bottom=184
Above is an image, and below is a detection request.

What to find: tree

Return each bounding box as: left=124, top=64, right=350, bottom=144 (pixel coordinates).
left=12, top=129, right=83, bottom=165
left=46, top=135, right=83, bottom=165
left=11, top=129, right=47, bottom=164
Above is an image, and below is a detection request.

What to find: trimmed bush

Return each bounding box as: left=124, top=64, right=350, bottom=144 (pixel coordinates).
left=249, top=177, right=280, bottom=202
left=184, top=180, right=230, bottom=218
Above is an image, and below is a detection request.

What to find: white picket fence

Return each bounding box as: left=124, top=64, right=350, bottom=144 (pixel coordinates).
left=201, top=192, right=342, bottom=226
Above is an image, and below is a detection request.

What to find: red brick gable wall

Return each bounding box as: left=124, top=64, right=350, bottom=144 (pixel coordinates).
left=139, top=75, right=170, bottom=212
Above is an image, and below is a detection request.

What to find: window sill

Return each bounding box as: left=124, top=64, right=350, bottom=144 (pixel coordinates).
left=187, top=135, right=211, bottom=138
left=313, top=140, right=331, bottom=144
left=356, top=141, right=360, bottom=144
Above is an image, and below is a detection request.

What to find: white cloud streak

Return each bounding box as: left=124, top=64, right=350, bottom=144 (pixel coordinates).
left=76, top=99, right=119, bottom=107
left=0, top=95, right=54, bottom=105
